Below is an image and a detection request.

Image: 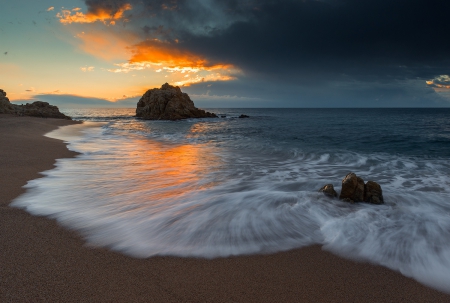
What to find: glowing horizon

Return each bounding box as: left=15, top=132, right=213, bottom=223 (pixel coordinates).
left=2, top=1, right=239, bottom=104
left=2, top=0, right=449, bottom=108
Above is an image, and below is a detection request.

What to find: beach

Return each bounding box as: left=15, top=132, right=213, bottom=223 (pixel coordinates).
left=1, top=114, right=450, bottom=302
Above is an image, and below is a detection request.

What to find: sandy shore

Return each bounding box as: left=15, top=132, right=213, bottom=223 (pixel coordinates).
left=1, top=114, right=449, bottom=302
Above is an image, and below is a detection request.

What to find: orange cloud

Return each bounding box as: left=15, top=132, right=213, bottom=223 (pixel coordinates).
left=108, top=39, right=235, bottom=74
left=75, top=30, right=138, bottom=61
left=80, top=66, right=95, bottom=72
left=129, top=40, right=228, bottom=69
left=105, top=39, right=239, bottom=85
left=57, top=14, right=238, bottom=87
left=57, top=3, right=132, bottom=25
left=426, top=75, right=450, bottom=90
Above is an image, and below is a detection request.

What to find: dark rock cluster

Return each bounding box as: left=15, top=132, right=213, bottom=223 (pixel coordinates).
left=136, top=83, right=217, bottom=120
left=319, top=172, right=384, bottom=204
left=0, top=89, right=71, bottom=119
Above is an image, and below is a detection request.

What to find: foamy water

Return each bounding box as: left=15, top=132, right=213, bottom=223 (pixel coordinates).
left=11, top=108, right=450, bottom=293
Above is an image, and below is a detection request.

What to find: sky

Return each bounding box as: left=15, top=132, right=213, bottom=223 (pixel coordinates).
left=1, top=0, right=450, bottom=108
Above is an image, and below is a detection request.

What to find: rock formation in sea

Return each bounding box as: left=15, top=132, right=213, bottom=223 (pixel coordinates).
left=364, top=180, right=384, bottom=204
left=136, top=83, right=217, bottom=120
left=339, top=172, right=365, bottom=202
left=0, top=89, right=71, bottom=119
left=319, top=184, right=338, bottom=198
left=319, top=172, right=384, bottom=204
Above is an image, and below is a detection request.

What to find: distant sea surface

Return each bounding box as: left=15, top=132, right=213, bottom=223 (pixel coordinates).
left=12, top=108, right=450, bottom=292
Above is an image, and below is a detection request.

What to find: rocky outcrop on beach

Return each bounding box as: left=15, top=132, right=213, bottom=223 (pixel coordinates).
left=18, top=101, right=71, bottom=119
left=319, top=172, right=384, bottom=204
left=0, top=89, right=71, bottom=119
left=0, top=89, right=15, bottom=113
left=136, top=83, right=217, bottom=120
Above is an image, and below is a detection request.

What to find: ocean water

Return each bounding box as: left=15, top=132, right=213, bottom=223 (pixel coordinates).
left=11, top=108, right=450, bottom=292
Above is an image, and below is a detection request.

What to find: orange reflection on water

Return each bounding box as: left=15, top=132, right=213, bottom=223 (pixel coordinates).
left=189, top=123, right=211, bottom=134
left=123, top=138, right=221, bottom=204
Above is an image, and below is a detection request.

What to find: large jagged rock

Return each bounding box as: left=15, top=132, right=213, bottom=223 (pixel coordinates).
left=339, top=172, right=365, bottom=202
left=136, top=83, right=217, bottom=120
left=0, top=89, right=71, bottom=119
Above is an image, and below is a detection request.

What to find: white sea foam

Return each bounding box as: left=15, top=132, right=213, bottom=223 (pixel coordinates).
left=11, top=117, right=450, bottom=294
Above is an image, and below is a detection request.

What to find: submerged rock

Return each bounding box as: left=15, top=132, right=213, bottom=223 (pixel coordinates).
left=0, top=89, right=71, bottom=119
left=136, top=83, right=217, bottom=120
left=319, top=184, right=338, bottom=198
left=239, top=114, right=250, bottom=118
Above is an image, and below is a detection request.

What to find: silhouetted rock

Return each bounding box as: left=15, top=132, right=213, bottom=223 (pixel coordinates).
left=339, top=172, right=365, bottom=203
left=319, top=184, right=338, bottom=198
left=20, top=101, right=72, bottom=119
left=239, top=114, right=250, bottom=118
left=364, top=181, right=384, bottom=204
left=0, top=89, right=71, bottom=119
left=136, top=83, right=217, bottom=120
left=0, top=89, right=14, bottom=113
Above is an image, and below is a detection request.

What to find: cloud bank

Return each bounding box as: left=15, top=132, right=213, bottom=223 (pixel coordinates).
left=13, top=94, right=138, bottom=108
left=57, top=0, right=450, bottom=106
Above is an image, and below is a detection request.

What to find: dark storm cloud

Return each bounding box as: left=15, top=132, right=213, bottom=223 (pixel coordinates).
left=184, top=78, right=448, bottom=108
left=82, top=0, right=450, bottom=81
left=84, top=0, right=257, bottom=36
left=82, top=0, right=450, bottom=106
left=85, top=0, right=129, bottom=15
left=182, top=0, right=450, bottom=82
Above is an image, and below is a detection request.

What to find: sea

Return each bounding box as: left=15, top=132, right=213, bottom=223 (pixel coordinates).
left=11, top=108, right=450, bottom=292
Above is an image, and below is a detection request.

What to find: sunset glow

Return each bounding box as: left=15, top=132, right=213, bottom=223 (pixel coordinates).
left=1, top=1, right=239, bottom=104
left=124, top=138, right=220, bottom=201
left=74, top=29, right=138, bottom=61
left=57, top=3, right=132, bottom=25
left=2, top=0, right=449, bottom=107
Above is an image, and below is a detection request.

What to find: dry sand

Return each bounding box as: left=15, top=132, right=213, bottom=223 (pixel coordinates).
left=1, top=114, right=449, bottom=302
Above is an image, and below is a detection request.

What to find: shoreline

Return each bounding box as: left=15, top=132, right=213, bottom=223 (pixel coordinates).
left=1, top=114, right=449, bottom=302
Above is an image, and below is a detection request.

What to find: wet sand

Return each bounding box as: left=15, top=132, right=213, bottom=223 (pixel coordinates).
left=1, top=114, right=449, bottom=302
